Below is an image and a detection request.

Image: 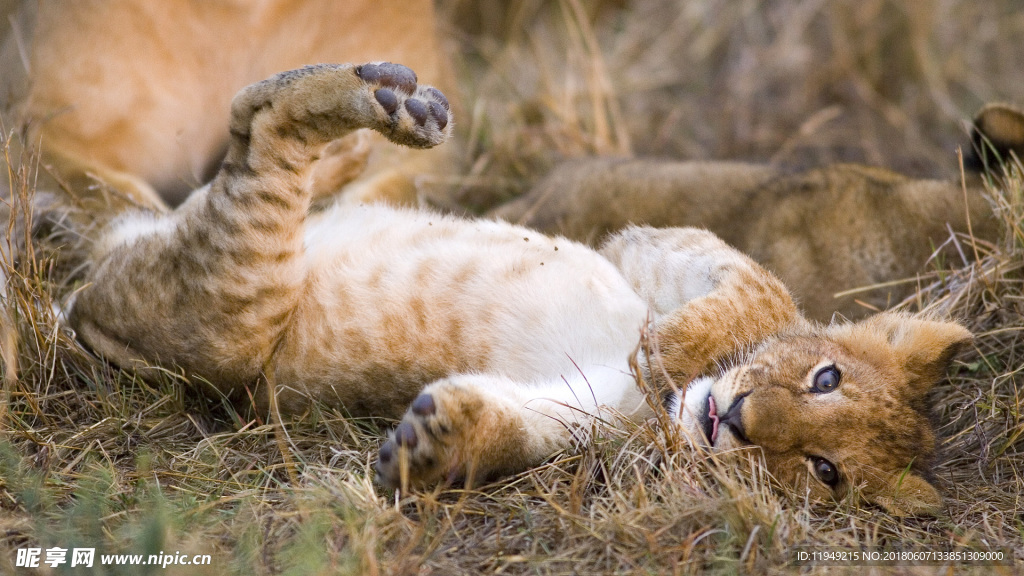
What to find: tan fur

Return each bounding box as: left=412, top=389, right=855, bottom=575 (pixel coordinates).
left=69, top=62, right=453, bottom=398
left=602, top=228, right=967, bottom=515
left=59, top=62, right=967, bottom=517
left=601, top=227, right=804, bottom=382
left=382, top=224, right=968, bottom=516
left=0, top=0, right=976, bottom=515
left=492, top=104, right=1024, bottom=321
left=705, top=313, right=970, bottom=516
left=0, top=0, right=452, bottom=211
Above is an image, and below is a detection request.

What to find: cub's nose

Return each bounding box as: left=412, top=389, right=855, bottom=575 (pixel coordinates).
left=719, top=393, right=750, bottom=444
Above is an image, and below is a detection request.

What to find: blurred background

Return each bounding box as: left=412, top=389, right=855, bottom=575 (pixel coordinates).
left=438, top=0, right=1024, bottom=210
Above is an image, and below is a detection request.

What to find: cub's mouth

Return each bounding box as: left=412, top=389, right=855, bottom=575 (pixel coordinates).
left=675, top=378, right=721, bottom=448
left=707, top=394, right=720, bottom=444
left=688, top=391, right=720, bottom=446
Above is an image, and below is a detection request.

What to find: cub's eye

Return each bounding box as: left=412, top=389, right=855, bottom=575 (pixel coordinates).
left=811, top=365, right=841, bottom=393
left=811, top=457, right=840, bottom=487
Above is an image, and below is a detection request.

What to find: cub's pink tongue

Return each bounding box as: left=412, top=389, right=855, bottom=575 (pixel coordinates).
left=709, top=396, right=720, bottom=444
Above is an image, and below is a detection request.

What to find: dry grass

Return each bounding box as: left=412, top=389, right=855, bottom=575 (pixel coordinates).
left=2, top=1, right=1024, bottom=574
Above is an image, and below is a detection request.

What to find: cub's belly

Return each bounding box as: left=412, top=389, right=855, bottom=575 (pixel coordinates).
left=271, top=205, right=649, bottom=416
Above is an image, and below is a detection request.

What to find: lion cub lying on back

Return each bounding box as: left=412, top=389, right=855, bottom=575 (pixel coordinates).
left=67, top=63, right=970, bottom=517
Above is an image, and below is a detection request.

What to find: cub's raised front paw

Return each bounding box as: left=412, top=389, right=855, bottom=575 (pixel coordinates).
left=375, top=385, right=463, bottom=491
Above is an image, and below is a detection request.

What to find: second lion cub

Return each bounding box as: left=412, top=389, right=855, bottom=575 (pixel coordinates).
left=69, top=63, right=969, bottom=517
left=494, top=104, right=1024, bottom=321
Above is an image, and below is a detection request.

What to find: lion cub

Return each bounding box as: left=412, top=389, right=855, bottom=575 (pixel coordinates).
left=68, top=63, right=969, bottom=516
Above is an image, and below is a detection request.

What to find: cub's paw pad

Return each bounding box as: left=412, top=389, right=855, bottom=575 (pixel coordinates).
left=374, top=89, right=399, bottom=114
left=404, top=99, right=429, bottom=126
left=375, top=391, right=454, bottom=490
left=401, top=98, right=448, bottom=130
left=428, top=102, right=448, bottom=130
left=355, top=62, right=417, bottom=93
left=353, top=61, right=452, bottom=148
left=423, top=87, right=449, bottom=111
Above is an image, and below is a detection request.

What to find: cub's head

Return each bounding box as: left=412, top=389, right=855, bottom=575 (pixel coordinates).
left=677, top=312, right=971, bottom=516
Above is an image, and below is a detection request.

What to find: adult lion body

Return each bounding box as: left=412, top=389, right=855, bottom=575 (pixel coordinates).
left=1, top=0, right=451, bottom=209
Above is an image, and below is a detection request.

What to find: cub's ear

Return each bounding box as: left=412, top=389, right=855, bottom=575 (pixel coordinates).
left=969, top=102, right=1024, bottom=171
left=859, top=313, right=973, bottom=398
left=870, top=471, right=943, bottom=517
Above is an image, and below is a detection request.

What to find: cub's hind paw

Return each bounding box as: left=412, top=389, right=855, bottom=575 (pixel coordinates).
left=355, top=62, right=451, bottom=148
left=229, top=62, right=452, bottom=155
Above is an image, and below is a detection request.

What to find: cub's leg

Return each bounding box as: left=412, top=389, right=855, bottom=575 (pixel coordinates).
left=69, top=63, right=452, bottom=393
left=374, top=370, right=641, bottom=491
left=375, top=376, right=564, bottom=490
left=600, top=226, right=805, bottom=384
